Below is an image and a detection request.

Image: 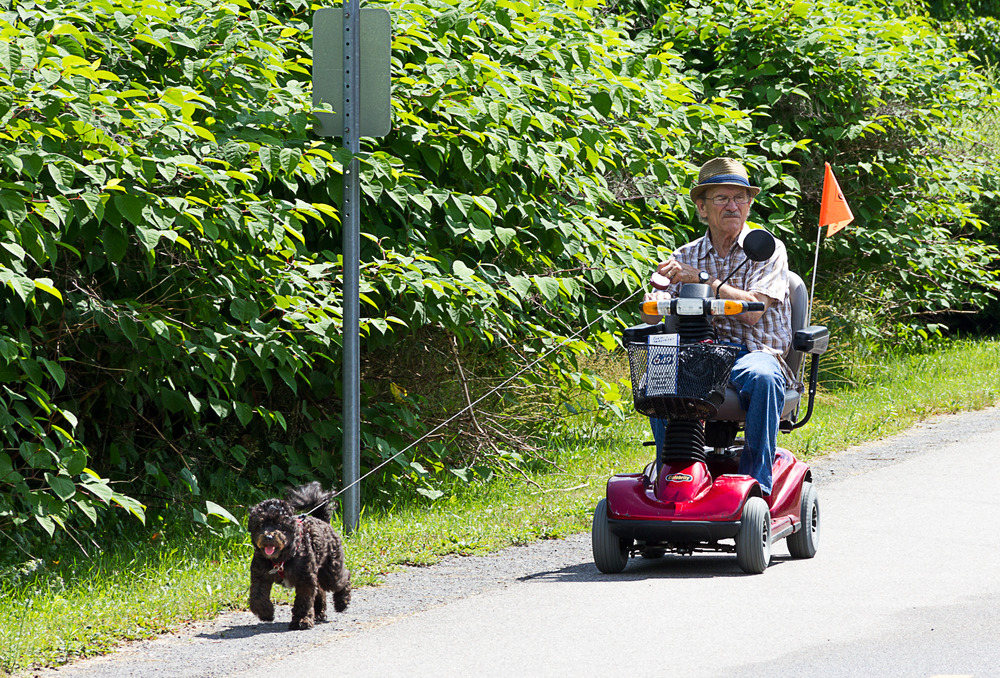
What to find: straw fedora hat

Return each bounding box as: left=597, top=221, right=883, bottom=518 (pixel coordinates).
left=689, top=157, right=761, bottom=203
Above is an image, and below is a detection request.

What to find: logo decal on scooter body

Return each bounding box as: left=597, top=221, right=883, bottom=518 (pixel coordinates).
left=664, top=473, right=693, bottom=483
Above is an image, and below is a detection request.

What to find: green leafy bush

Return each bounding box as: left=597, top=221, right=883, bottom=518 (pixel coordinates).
left=923, top=0, right=1000, bottom=67
left=946, top=16, right=1000, bottom=65
left=1, top=0, right=997, bottom=553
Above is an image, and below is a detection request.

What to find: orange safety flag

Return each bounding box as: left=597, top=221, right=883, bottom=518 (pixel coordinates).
left=818, top=162, right=854, bottom=237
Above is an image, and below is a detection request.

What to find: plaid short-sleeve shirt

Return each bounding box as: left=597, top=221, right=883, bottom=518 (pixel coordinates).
left=666, top=226, right=799, bottom=389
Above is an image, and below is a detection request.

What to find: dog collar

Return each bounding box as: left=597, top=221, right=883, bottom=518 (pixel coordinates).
left=268, top=561, right=286, bottom=580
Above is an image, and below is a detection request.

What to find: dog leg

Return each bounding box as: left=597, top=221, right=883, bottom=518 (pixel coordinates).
left=289, top=582, right=317, bottom=630
left=314, top=589, right=328, bottom=622
left=333, top=567, right=351, bottom=613
left=319, top=558, right=352, bottom=613
left=248, top=575, right=275, bottom=622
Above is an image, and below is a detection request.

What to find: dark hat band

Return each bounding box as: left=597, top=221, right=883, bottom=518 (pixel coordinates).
left=699, top=173, right=751, bottom=187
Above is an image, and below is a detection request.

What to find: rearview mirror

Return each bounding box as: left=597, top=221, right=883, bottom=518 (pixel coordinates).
left=742, top=229, right=776, bottom=262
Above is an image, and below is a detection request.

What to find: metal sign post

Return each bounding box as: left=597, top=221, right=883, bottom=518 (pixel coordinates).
left=312, top=5, right=391, bottom=535
left=341, top=0, right=362, bottom=536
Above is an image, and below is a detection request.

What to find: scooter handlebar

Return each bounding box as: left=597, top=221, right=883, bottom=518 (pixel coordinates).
left=641, top=299, right=765, bottom=317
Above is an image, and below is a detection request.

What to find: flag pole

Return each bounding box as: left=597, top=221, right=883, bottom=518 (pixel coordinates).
left=807, top=224, right=822, bottom=327
left=799, top=224, right=823, bottom=387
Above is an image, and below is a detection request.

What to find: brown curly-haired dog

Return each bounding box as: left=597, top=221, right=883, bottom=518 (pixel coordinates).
left=247, top=482, right=351, bottom=630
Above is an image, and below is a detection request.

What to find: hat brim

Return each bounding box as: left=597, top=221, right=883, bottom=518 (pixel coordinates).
left=690, top=182, right=761, bottom=203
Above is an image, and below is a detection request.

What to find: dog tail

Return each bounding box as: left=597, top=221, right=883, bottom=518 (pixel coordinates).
left=286, top=481, right=334, bottom=523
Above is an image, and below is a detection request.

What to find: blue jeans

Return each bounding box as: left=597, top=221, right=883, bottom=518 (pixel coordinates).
left=650, top=349, right=785, bottom=495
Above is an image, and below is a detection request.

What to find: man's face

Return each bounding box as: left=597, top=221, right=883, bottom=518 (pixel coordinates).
left=697, top=187, right=751, bottom=237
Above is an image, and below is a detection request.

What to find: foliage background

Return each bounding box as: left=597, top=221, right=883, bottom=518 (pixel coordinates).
left=0, top=0, right=997, bottom=554
left=924, top=0, right=1000, bottom=65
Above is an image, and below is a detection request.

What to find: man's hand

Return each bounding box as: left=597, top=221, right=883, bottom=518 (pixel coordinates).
left=656, top=258, right=701, bottom=285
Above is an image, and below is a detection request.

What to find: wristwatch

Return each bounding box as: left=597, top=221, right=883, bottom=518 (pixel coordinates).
left=698, top=270, right=710, bottom=284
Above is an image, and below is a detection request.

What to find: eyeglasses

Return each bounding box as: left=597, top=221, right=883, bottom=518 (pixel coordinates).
left=707, top=195, right=751, bottom=206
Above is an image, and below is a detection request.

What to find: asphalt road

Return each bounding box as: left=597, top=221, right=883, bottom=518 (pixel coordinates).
left=38, top=407, right=1000, bottom=678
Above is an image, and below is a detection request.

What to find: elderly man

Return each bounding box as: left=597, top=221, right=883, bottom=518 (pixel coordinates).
left=642, top=157, right=796, bottom=496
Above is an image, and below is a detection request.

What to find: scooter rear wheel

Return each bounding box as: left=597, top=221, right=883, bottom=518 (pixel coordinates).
left=787, top=481, right=819, bottom=559
left=735, top=496, right=771, bottom=574
left=592, top=499, right=629, bottom=574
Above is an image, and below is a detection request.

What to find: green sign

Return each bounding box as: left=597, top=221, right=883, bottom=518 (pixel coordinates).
left=312, top=7, right=392, bottom=138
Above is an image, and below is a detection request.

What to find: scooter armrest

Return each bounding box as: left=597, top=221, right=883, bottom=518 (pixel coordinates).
left=793, top=325, right=829, bottom=355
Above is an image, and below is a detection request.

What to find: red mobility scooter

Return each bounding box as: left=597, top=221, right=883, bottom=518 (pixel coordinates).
left=592, top=230, right=829, bottom=574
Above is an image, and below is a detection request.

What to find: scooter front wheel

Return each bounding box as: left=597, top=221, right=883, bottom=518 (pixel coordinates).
left=592, top=499, right=629, bottom=574
left=787, top=481, right=819, bottom=559
left=735, top=496, right=771, bottom=574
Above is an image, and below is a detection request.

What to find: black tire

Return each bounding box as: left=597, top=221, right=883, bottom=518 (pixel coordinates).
left=735, top=496, right=771, bottom=574
left=592, top=499, right=629, bottom=574
left=787, top=481, right=819, bottom=559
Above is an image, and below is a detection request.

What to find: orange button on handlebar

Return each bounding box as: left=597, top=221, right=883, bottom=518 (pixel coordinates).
left=723, top=300, right=744, bottom=315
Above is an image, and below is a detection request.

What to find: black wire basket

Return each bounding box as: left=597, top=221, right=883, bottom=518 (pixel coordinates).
left=626, top=341, right=740, bottom=420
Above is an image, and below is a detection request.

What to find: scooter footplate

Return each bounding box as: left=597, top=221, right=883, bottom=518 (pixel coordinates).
left=608, top=518, right=740, bottom=544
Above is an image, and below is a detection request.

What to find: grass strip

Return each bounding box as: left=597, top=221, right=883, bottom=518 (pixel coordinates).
left=2, top=338, right=998, bottom=673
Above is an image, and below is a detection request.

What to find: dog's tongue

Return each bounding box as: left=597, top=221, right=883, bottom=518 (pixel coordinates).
left=265, top=546, right=276, bottom=556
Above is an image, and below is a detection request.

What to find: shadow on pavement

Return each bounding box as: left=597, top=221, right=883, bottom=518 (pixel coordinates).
left=519, top=554, right=791, bottom=582
left=195, top=615, right=335, bottom=641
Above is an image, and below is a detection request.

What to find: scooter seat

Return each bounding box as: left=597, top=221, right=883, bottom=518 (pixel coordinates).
left=712, top=386, right=801, bottom=422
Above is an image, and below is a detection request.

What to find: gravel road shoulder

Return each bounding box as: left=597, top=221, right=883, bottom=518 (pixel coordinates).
left=28, top=406, right=1000, bottom=678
